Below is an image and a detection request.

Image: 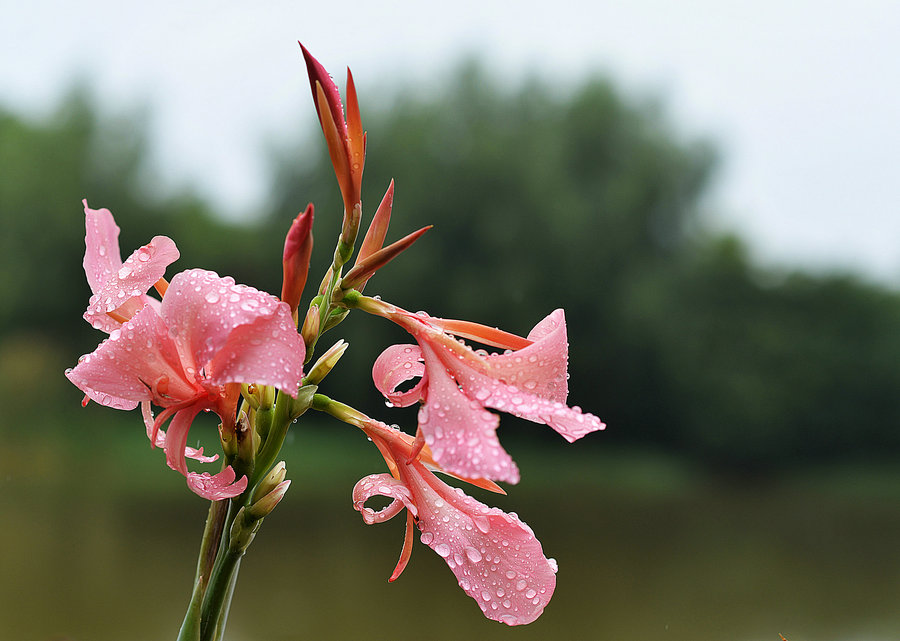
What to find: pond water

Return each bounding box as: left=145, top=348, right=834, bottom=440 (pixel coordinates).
left=4, top=429, right=900, bottom=641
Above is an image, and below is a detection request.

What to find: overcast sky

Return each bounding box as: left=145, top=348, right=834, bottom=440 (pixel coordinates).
left=2, top=1, right=899, bottom=284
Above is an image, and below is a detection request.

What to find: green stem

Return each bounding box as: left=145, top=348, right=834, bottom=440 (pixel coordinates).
left=176, top=497, right=229, bottom=641
left=198, top=502, right=244, bottom=641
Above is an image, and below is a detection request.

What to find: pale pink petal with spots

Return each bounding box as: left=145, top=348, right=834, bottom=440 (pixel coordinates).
left=418, top=343, right=519, bottom=484
left=66, top=306, right=194, bottom=410
left=372, top=343, right=426, bottom=407
left=161, top=269, right=304, bottom=394
left=486, top=309, right=569, bottom=403
left=186, top=466, right=248, bottom=501
left=206, top=310, right=305, bottom=396
left=82, top=200, right=123, bottom=293
left=84, top=235, right=180, bottom=332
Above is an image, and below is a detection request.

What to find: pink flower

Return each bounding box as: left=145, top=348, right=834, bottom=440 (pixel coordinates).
left=372, top=307, right=605, bottom=484
left=353, top=420, right=557, bottom=626
left=81, top=199, right=180, bottom=333
left=67, top=267, right=306, bottom=500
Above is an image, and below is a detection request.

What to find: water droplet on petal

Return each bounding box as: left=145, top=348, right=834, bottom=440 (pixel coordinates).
left=465, top=547, right=483, bottom=563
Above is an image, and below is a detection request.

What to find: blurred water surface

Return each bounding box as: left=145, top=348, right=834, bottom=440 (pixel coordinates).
left=3, top=420, right=900, bottom=641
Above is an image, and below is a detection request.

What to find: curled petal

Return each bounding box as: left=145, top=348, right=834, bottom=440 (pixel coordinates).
left=372, top=344, right=427, bottom=408
left=353, top=473, right=417, bottom=524
left=187, top=467, right=248, bottom=501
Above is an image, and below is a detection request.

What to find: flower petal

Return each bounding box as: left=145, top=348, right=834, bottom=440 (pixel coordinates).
left=84, top=235, right=179, bottom=332
left=66, top=306, right=196, bottom=410
left=407, top=463, right=556, bottom=625
left=161, top=269, right=305, bottom=393
left=352, top=473, right=417, bottom=524
left=82, top=200, right=123, bottom=293
left=372, top=344, right=426, bottom=407
left=142, top=401, right=218, bottom=462
left=486, top=309, right=569, bottom=403
left=418, top=343, right=519, bottom=483
left=206, top=312, right=306, bottom=395
left=187, top=467, right=248, bottom=501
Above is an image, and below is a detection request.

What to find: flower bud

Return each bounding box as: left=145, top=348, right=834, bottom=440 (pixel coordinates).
left=300, top=302, right=321, bottom=352
left=305, top=340, right=349, bottom=385
left=252, top=461, right=287, bottom=503
left=247, top=479, right=291, bottom=520
left=281, top=204, right=314, bottom=320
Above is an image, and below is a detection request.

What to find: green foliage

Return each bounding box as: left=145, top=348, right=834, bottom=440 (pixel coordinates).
left=4, top=65, right=899, bottom=472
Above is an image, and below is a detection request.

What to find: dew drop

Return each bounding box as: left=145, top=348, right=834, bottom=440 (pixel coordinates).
left=434, top=543, right=451, bottom=558
left=465, top=547, right=483, bottom=563
left=420, top=531, right=434, bottom=545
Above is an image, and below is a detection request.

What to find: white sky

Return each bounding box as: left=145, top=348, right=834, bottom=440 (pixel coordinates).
left=2, top=1, right=899, bottom=284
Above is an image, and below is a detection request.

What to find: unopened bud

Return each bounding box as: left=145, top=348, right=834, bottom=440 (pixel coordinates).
left=247, top=480, right=291, bottom=520
left=301, top=302, right=321, bottom=351
left=229, top=506, right=261, bottom=552
left=281, top=204, right=314, bottom=318
left=252, top=461, right=287, bottom=503
left=305, top=340, right=349, bottom=385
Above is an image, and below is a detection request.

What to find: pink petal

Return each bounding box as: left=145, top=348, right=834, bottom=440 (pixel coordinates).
left=142, top=401, right=218, bottom=462
left=352, top=473, right=417, bottom=524
left=161, top=269, right=305, bottom=393
left=82, top=200, right=123, bottom=293
left=66, top=306, right=196, bottom=410
left=83, top=233, right=179, bottom=333
left=486, top=309, right=569, bottom=403
left=187, top=467, right=248, bottom=501
left=163, top=403, right=205, bottom=476
left=418, top=343, right=519, bottom=483
left=407, top=463, right=557, bottom=625
left=372, top=344, right=426, bottom=407
left=206, top=311, right=305, bottom=395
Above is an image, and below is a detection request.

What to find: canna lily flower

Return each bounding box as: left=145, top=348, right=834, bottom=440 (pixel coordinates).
left=81, top=199, right=180, bottom=333
left=371, top=305, right=605, bottom=484
left=299, top=44, right=365, bottom=242
left=353, top=419, right=558, bottom=626
left=67, top=268, right=306, bottom=500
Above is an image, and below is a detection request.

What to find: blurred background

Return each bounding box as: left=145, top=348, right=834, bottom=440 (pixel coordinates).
left=2, top=2, right=900, bottom=640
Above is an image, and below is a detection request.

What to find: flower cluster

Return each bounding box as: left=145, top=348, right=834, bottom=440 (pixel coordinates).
left=65, top=44, right=606, bottom=634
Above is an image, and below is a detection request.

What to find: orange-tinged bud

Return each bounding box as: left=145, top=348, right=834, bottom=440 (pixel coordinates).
left=281, top=204, right=314, bottom=317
